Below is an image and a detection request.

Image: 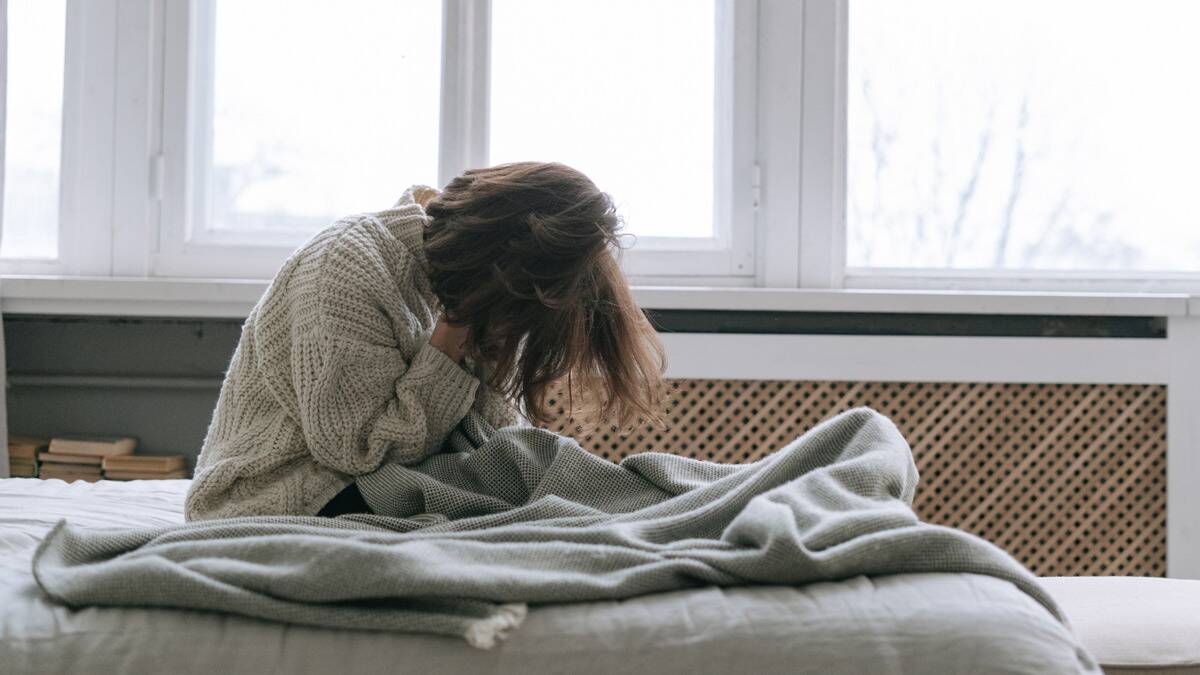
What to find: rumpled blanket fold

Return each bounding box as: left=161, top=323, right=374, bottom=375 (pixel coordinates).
left=32, top=408, right=1066, bottom=648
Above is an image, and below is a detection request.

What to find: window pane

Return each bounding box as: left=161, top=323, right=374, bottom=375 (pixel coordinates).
left=205, top=0, right=441, bottom=239
left=490, top=0, right=715, bottom=239
left=2, top=0, right=66, bottom=259
left=847, top=0, right=1200, bottom=272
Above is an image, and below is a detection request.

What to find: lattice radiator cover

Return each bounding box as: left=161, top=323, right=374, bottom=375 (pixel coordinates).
left=543, top=380, right=1166, bottom=577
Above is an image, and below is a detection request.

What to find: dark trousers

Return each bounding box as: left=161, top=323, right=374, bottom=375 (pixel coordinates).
left=317, top=482, right=372, bottom=517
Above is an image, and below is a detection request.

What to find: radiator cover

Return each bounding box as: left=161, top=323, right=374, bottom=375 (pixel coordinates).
left=544, top=380, right=1167, bottom=577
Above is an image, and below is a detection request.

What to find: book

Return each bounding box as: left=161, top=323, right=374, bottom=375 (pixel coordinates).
left=102, top=454, right=185, bottom=473
left=48, top=435, right=137, bottom=458
left=9, top=435, right=49, bottom=460
left=39, top=462, right=102, bottom=476
left=37, top=451, right=104, bottom=466
left=103, top=469, right=188, bottom=481
left=39, top=471, right=101, bottom=483
left=39, top=463, right=103, bottom=482
left=9, top=459, right=37, bottom=477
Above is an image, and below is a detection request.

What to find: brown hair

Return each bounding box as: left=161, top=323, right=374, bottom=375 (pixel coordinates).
left=423, top=161, right=665, bottom=427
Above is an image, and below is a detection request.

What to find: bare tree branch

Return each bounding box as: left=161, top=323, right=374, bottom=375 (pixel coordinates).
left=858, top=78, right=893, bottom=263
left=993, top=97, right=1029, bottom=268
left=1020, top=189, right=1071, bottom=267
left=945, top=109, right=993, bottom=266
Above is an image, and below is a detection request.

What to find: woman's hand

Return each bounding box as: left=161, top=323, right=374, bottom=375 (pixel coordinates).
left=430, top=316, right=470, bottom=365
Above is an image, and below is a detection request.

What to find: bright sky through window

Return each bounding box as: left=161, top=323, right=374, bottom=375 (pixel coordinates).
left=489, top=0, right=716, bottom=240
left=207, top=0, right=442, bottom=238
left=848, top=0, right=1200, bottom=272
left=1, top=0, right=65, bottom=259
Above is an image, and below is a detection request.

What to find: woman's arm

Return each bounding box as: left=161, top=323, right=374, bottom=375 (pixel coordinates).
left=280, top=223, right=480, bottom=476
left=291, top=333, right=478, bottom=476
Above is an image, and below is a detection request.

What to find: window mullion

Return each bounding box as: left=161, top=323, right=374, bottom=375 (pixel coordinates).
left=715, top=0, right=756, bottom=277
left=110, top=0, right=162, bottom=277
left=58, top=0, right=119, bottom=275
left=796, top=0, right=847, bottom=289
left=154, top=0, right=200, bottom=275
left=755, top=0, right=804, bottom=288
left=437, top=0, right=491, bottom=188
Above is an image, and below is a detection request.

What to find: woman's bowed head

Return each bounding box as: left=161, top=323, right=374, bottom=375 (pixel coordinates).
left=423, top=161, right=667, bottom=428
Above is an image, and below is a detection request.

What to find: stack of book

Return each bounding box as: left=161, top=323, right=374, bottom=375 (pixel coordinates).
left=38, top=436, right=137, bottom=483
left=102, top=454, right=188, bottom=480
left=8, top=436, right=48, bottom=477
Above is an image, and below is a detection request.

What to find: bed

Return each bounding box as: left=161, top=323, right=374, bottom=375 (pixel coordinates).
left=0, top=477, right=1101, bottom=674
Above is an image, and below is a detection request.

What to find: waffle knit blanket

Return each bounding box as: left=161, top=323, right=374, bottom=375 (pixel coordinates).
left=33, top=408, right=1065, bottom=648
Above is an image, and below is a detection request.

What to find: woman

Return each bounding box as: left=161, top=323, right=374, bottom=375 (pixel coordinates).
left=185, top=162, right=665, bottom=521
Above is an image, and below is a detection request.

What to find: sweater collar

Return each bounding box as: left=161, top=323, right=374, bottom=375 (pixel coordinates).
left=391, top=185, right=438, bottom=276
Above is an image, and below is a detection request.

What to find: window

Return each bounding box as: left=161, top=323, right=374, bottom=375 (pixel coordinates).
left=490, top=0, right=715, bottom=240
left=189, top=0, right=442, bottom=246
left=155, top=0, right=754, bottom=279
left=1, top=0, right=66, bottom=260
left=847, top=0, right=1200, bottom=274
left=6, top=0, right=1199, bottom=293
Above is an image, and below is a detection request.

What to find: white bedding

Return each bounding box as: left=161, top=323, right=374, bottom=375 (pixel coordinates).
left=0, top=477, right=1097, bottom=674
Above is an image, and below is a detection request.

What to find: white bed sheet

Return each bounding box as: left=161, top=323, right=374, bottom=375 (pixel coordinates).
left=0, top=477, right=1097, bottom=674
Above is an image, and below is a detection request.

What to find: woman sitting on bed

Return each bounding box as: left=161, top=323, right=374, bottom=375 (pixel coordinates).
left=185, top=162, right=665, bottom=521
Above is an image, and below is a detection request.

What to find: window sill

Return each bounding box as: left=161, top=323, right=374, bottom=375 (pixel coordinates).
left=0, top=276, right=268, bottom=318
left=0, top=275, right=1194, bottom=319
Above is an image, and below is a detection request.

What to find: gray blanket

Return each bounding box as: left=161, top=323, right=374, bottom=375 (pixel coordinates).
left=33, top=408, right=1065, bottom=648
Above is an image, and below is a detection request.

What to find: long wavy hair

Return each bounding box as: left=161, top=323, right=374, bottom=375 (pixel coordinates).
left=423, top=162, right=665, bottom=427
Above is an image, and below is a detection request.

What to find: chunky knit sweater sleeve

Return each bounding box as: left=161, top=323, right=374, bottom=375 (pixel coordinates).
left=292, top=337, right=478, bottom=475
left=262, top=218, right=480, bottom=477
left=186, top=189, right=518, bottom=520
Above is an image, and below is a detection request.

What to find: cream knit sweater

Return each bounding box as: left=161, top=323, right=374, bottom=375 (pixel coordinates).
left=185, top=187, right=517, bottom=521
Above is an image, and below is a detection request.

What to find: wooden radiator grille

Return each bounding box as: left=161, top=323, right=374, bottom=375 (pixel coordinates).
left=543, top=381, right=1167, bottom=577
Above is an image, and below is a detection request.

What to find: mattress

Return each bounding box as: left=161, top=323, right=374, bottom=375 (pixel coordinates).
left=0, top=477, right=1097, bottom=674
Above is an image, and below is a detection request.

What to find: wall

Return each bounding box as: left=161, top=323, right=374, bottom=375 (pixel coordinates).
left=4, top=315, right=241, bottom=465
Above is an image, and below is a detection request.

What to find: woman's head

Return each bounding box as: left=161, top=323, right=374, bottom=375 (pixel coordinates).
left=423, top=161, right=665, bottom=426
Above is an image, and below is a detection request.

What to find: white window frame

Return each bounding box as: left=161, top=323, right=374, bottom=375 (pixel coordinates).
left=4, top=0, right=1200, bottom=293
left=153, top=0, right=297, bottom=278
left=607, top=0, right=758, bottom=283
left=797, top=0, right=1200, bottom=295
left=752, top=0, right=847, bottom=290
left=0, top=0, right=114, bottom=276
left=148, top=0, right=758, bottom=282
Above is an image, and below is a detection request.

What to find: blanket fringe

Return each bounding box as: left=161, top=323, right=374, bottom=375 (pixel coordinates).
left=464, top=603, right=528, bottom=649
